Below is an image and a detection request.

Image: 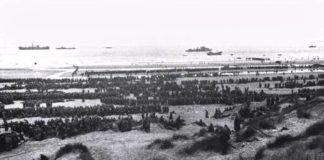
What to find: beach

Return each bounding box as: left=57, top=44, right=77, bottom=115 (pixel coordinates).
left=1, top=45, right=324, bottom=160
left=0, top=45, right=323, bottom=79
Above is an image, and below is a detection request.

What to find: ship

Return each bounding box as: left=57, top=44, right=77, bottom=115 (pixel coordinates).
left=56, top=46, right=76, bottom=50
left=18, top=44, right=50, bottom=50
left=186, top=46, right=212, bottom=52
left=207, top=51, right=222, bottom=56
left=309, top=45, right=317, bottom=48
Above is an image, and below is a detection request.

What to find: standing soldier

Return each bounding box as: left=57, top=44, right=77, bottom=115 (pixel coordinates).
left=169, top=112, right=173, bottom=121
left=142, top=118, right=150, bottom=132
left=234, top=115, right=241, bottom=132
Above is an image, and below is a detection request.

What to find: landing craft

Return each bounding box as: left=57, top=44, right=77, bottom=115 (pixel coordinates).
left=56, top=46, right=76, bottom=50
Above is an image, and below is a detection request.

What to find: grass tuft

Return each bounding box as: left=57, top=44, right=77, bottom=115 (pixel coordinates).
left=306, top=136, right=324, bottom=150
left=254, top=147, right=265, bottom=160
left=258, top=120, right=276, bottom=130
left=267, top=135, right=298, bottom=149
left=297, top=109, right=311, bottom=119
left=236, top=127, right=256, bottom=142
left=170, top=134, right=189, bottom=141
left=305, top=120, right=324, bottom=137
left=55, top=143, right=93, bottom=160
left=147, top=139, right=174, bottom=150
left=180, top=135, right=230, bottom=155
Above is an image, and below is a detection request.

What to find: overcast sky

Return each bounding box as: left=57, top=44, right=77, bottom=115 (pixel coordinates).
left=0, top=0, right=323, bottom=46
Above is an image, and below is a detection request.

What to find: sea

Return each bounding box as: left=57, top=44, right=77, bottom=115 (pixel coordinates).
left=0, top=45, right=323, bottom=79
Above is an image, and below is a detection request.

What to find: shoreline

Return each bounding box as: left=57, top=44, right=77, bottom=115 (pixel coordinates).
left=50, top=59, right=324, bottom=69
left=0, top=59, right=323, bottom=79
left=1, top=58, right=323, bottom=70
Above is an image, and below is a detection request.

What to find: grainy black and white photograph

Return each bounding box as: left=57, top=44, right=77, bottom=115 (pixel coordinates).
left=0, top=0, right=324, bottom=159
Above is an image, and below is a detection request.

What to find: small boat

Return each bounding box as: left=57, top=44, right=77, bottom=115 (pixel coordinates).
left=309, top=45, right=317, bottom=48
left=236, top=57, right=242, bottom=60
left=56, top=46, right=76, bottom=50
left=277, top=54, right=282, bottom=56
left=246, top=57, right=270, bottom=61
left=105, top=47, right=112, bottom=49
left=275, top=61, right=282, bottom=64
left=207, top=51, right=222, bottom=56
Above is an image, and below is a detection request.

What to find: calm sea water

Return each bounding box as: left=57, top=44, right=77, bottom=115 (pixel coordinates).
left=0, top=46, right=323, bottom=70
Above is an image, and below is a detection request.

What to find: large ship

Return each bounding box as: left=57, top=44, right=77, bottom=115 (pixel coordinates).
left=18, top=44, right=50, bottom=50
left=56, top=46, right=76, bottom=50
left=185, top=46, right=212, bottom=52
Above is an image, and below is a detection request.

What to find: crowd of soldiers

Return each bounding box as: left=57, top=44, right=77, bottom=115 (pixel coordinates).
left=6, top=111, right=186, bottom=142
left=1, top=72, right=324, bottom=154
left=3, top=104, right=169, bottom=119
left=7, top=116, right=132, bottom=141
left=1, top=73, right=323, bottom=109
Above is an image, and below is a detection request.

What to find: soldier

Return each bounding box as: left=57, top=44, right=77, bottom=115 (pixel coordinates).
left=208, top=123, right=214, bottom=133
left=159, top=115, right=164, bottom=123
left=266, top=98, right=270, bottom=106
left=224, top=124, right=231, bottom=135
left=234, top=115, right=241, bottom=132
left=221, top=125, right=231, bottom=141
left=205, top=110, right=209, bottom=118
left=169, top=112, right=173, bottom=121
left=142, top=118, right=150, bottom=132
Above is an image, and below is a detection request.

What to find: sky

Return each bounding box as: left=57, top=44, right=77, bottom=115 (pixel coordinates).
left=0, top=0, right=323, bottom=46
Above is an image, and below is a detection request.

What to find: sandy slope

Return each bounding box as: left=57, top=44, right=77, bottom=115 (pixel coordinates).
left=2, top=99, right=324, bottom=160
left=0, top=103, right=233, bottom=160
left=0, top=124, right=173, bottom=160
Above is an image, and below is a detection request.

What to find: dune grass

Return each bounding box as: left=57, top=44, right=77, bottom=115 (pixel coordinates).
left=180, top=135, right=230, bottom=155
left=267, top=135, right=298, bottom=149
left=54, top=143, right=94, bottom=160
left=304, top=120, right=324, bottom=137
